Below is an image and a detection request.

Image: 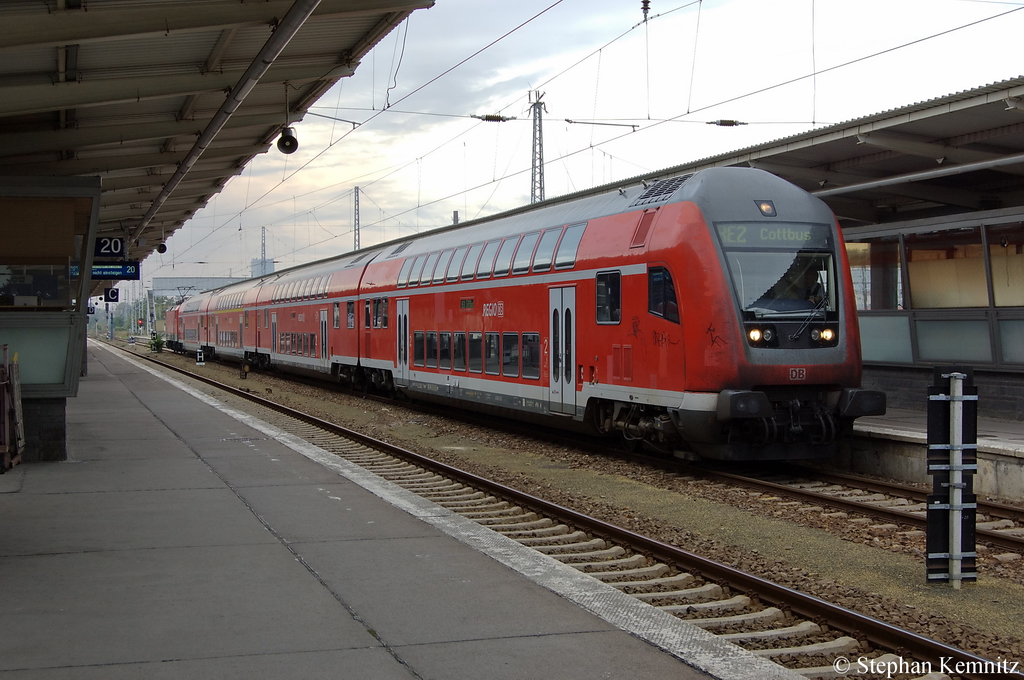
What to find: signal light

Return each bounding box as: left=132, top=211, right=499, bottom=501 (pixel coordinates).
left=746, top=326, right=776, bottom=346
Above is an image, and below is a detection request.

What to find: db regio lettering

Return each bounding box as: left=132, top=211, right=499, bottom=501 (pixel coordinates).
left=482, top=301, right=504, bottom=317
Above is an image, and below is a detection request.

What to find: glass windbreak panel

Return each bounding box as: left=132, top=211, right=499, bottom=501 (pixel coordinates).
left=846, top=238, right=903, bottom=310
left=446, top=247, right=468, bottom=282
left=418, top=252, right=440, bottom=285
left=917, top=319, right=991, bottom=363
left=493, top=237, right=519, bottom=277
left=988, top=223, right=1024, bottom=307
left=858, top=316, right=913, bottom=363
left=596, top=271, right=621, bottom=323
left=433, top=250, right=454, bottom=284
left=904, top=227, right=987, bottom=308
left=715, top=222, right=836, bottom=319
left=512, top=232, right=540, bottom=274
left=468, top=332, right=483, bottom=372
left=476, top=240, right=501, bottom=278
left=461, top=244, right=484, bottom=280
left=532, top=228, right=562, bottom=272
left=999, top=320, right=1024, bottom=364
left=554, top=222, right=586, bottom=268
left=522, top=333, right=540, bottom=379
left=502, top=333, right=519, bottom=377
left=0, top=264, right=71, bottom=308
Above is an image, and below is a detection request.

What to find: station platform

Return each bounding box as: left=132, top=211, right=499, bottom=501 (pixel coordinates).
left=0, top=344, right=799, bottom=680
left=849, top=407, right=1024, bottom=499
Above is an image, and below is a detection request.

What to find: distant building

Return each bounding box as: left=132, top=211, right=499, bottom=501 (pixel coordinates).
left=151, top=277, right=246, bottom=301
left=251, top=258, right=275, bottom=278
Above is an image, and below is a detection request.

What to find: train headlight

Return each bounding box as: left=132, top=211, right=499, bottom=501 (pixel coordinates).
left=746, top=325, right=777, bottom=347
left=810, top=327, right=837, bottom=344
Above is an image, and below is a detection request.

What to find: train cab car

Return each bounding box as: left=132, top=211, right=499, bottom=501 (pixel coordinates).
left=362, top=166, right=883, bottom=460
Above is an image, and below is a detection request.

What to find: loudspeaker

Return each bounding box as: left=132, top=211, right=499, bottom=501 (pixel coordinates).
left=277, top=127, right=298, bottom=154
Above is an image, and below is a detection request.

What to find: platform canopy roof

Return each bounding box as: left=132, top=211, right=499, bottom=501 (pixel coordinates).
left=0, top=0, right=432, bottom=295
left=654, top=75, right=1024, bottom=231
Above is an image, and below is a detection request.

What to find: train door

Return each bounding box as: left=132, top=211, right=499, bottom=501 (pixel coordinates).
left=548, top=287, right=577, bottom=415
left=320, top=310, right=328, bottom=366
left=395, top=298, right=410, bottom=386
left=271, top=313, right=278, bottom=354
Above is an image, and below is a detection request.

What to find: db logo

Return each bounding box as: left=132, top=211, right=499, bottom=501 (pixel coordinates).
left=789, top=368, right=807, bottom=381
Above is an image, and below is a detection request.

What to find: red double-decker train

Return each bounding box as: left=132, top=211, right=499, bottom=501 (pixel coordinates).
left=166, top=167, right=884, bottom=460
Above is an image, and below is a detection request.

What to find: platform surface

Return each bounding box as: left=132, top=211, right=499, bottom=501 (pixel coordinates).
left=0, top=345, right=803, bottom=680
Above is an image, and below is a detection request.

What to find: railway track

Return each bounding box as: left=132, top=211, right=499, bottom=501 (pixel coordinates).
left=117, top=345, right=1022, bottom=680
left=692, top=467, right=1024, bottom=556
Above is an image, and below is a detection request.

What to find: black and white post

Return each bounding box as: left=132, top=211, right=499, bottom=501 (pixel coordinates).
left=926, top=367, right=978, bottom=588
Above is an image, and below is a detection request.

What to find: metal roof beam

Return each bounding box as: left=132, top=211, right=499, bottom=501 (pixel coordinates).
left=0, top=112, right=300, bottom=157
left=0, top=63, right=353, bottom=118
left=0, top=144, right=268, bottom=176
left=855, top=131, right=1024, bottom=175
left=0, top=0, right=432, bottom=50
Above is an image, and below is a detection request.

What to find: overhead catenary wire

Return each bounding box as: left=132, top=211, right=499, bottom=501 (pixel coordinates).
left=155, top=2, right=1024, bottom=278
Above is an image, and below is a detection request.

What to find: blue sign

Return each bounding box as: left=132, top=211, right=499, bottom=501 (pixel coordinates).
left=71, top=261, right=141, bottom=280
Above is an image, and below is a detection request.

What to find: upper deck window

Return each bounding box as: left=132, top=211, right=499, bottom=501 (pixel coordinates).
left=554, top=223, right=586, bottom=269
left=512, top=232, right=540, bottom=275
left=532, top=228, right=562, bottom=272
left=493, top=237, right=520, bottom=277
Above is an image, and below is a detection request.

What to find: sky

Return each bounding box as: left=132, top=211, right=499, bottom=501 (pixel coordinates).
left=134, top=0, right=1024, bottom=300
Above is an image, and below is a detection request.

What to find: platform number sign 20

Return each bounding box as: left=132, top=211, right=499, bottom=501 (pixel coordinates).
left=95, top=237, right=125, bottom=257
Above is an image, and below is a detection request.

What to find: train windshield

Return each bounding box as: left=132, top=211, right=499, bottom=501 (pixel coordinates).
left=715, top=222, right=837, bottom=319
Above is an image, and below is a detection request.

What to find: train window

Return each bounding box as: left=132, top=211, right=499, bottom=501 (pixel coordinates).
left=425, top=332, right=438, bottom=368
left=468, top=332, right=483, bottom=372
left=333, top=302, right=340, bottom=329
left=439, top=332, right=451, bottom=369
left=319, top=276, right=330, bottom=298
left=476, top=240, right=502, bottom=279
left=413, top=331, right=425, bottom=366
left=419, top=252, right=440, bottom=285
left=453, top=332, right=467, bottom=371
left=446, top=247, right=468, bottom=282
left=303, top=333, right=308, bottom=356
left=596, top=272, right=622, bottom=324
left=381, top=297, right=388, bottom=328
left=493, top=237, right=520, bottom=277
left=364, top=300, right=371, bottom=328
left=522, top=333, right=540, bottom=379
left=484, top=332, right=500, bottom=375
left=648, top=266, right=680, bottom=323
left=347, top=301, right=355, bottom=328
left=264, top=309, right=269, bottom=329
left=555, top=222, right=587, bottom=269
left=311, top=333, right=316, bottom=357
left=461, top=243, right=484, bottom=280
left=512, top=232, right=541, bottom=275
left=406, top=255, right=426, bottom=287
left=532, top=228, right=562, bottom=272
left=397, top=257, right=416, bottom=287
left=244, top=311, right=249, bottom=329
left=305, top=278, right=317, bottom=300
left=502, top=333, right=519, bottom=377
left=433, top=250, right=454, bottom=284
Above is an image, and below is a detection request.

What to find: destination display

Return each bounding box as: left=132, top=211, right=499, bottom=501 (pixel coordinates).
left=70, top=261, right=141, bottom=280
left=715, top=222, right=832, bottom=249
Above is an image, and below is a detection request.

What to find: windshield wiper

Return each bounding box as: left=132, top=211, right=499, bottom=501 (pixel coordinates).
left=789, top=296, right=827, bottom=340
